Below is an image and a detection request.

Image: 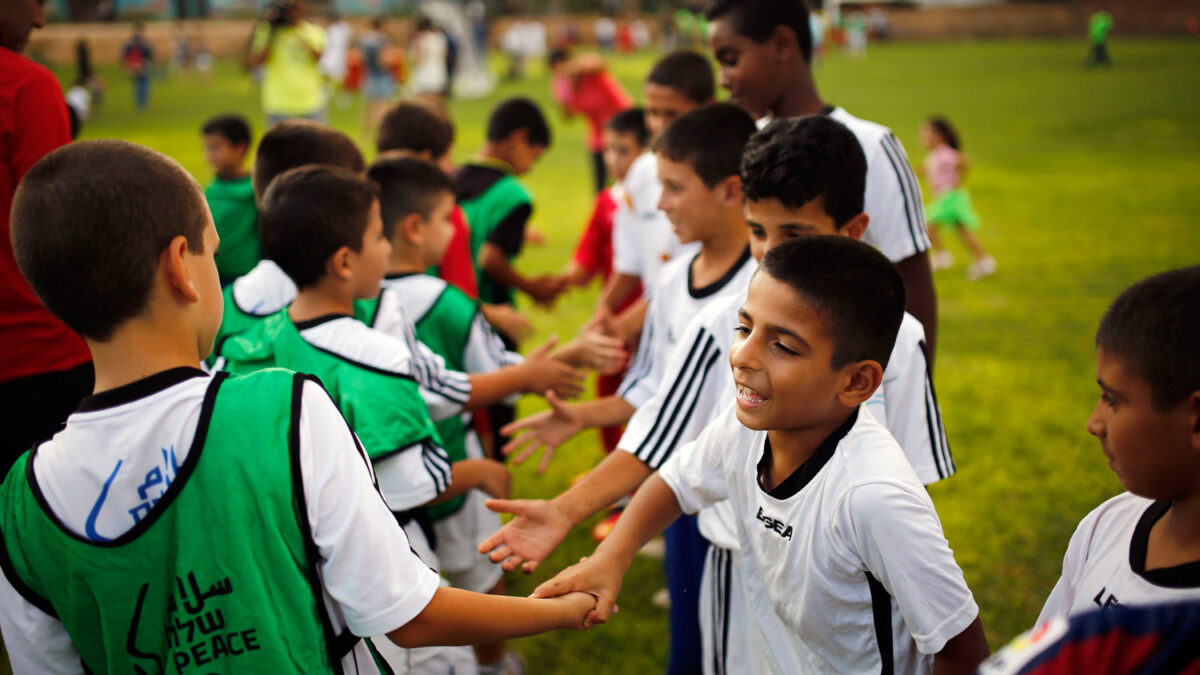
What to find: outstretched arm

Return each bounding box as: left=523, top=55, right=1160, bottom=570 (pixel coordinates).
left=500, top=394, right=634, bottom=472
left=387, top=587, right=595, bottom=648
left=531, top=474, right=683, bottom=626
left=933, top=616, right=989, bottom=675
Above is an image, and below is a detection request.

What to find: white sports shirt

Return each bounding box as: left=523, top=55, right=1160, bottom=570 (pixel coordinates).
left=758, top=109, right=931, bottom=264
left=0, top=369, right=440, bottom=674
left=620, top=287, right=952, bottom=549
left=1038, top=492, right=1200, bottom=624
left=660, top=405, right=977, bottom=674
left=226, top=261, right=473, bottom=422
left=618, top=246, right=756, bottom=409
left=611, top=152, right=700, bottom=297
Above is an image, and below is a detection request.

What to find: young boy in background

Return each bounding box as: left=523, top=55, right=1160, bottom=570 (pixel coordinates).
left=706, top=0, right=940, bottom=361
left=483, top=116, right=952, bottom=675
left=0, top=140, right=595, bottom=674
left=564, top=107, right=649, bottom=454
left=1037, top=265, right=1200, bottom=622
left=201, top=113, right=260, bottom=285
left=494, top=103, right=759, bottom=674
left=536, top=236, right=989, bottom=674
left=601, top=50, right=714, bottom=343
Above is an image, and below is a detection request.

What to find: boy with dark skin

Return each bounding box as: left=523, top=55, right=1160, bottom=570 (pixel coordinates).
left=706, top=0, right=941, bottom=363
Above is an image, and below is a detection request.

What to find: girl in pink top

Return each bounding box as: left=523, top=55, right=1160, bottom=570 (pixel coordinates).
left=921, top=116, right=996, bottom=280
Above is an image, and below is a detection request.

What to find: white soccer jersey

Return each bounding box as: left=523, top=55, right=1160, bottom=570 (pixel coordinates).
left=0, top=369, right=440, bottom=675
left=660, top=405, right=978, bottom=674
left=611, top=152, right=699, bottom=296
left=380, top=273, right=522, bottom=374
left=296, top=316, right=454, bottom=511
left=228, top=259, right=297, bottom=316
left=1038, top=492, right=1200, bottom=624
left=757, top=109, right=931, bottom=264
left=617, top=246, right=756, bottom=409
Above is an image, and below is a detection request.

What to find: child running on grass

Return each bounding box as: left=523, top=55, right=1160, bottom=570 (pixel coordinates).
left=920, top=116, right=996, bottom=280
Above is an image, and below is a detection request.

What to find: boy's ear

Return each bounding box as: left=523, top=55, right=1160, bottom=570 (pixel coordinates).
left=402, top=213, right=425, bottom=245
left=839, top=214, right=870, bottom=241
left=510, top=128, right=530, bottom=147
left=716, top=174, right=745, bottom=208
left=837, top=360, right=884, bottom=408
left=328, top=246, right=355, bottom=282
left=770, top=24, right=799, bottom=60
left=163, top=235, right=200, bottom=303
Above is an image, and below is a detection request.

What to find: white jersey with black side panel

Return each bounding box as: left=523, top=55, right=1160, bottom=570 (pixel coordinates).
left=229, top=259, right=296, bottom=317
left=1038, top=492, right=1200, bottom=624
left=757, top=109, right=931, bottom=264
left=0, top=369, right=441, bottom=675
left=660, top=404, right=977, bottom=674
left=617, top=246, right=756, bottom=410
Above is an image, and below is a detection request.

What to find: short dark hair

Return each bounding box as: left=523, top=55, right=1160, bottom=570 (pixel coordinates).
left=741, top=116, right=867, bottom=227
left=487, top=97, right=552, bottom=148
left=707, top=0, right=813, bottom=64
left=759, top=237, right=905, bottom=370
left=252, top=120, right=365, bottom=197
left=259, top=165, right=378, bottom=290
left=607, top=107, right=649, bottom=148
left=653, top=102, right=757, bottom=188
left=377, top=101, right=455, bottom=158
left=646, top=50, right=714, bottom=104
left=367, top=157, right=456, bottom=240
left=11, top=140, right=208, bottom=341
left=548, top=48, right=570, bottom=68
left=201, top=113, right=252, bottom=148
left=926, top=116, right=961, bottom=151
left=1097, top=266, right=1200, bottom=411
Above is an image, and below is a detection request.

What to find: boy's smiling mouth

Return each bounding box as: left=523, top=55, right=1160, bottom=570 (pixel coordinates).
left=736, top=383, right=768, bottom=409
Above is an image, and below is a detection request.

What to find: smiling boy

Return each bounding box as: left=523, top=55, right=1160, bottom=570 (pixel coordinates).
left=535, top=236, right=988, bottom=674
left=1038, top=266, right=1200, bottom=621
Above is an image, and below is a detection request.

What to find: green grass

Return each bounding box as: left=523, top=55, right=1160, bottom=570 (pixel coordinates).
left=3, top=37, right=1199, bottom=673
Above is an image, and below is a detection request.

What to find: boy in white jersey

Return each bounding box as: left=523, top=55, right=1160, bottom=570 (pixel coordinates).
left=481, top=116, right=952, bottom=675
left=536, top=236, right=989, bottom=674
left=706, top=0, right=939, bottom=361
left=1037, top=266, right=1200, bottom=623
left=0, top=140, right=595, bottom=674
left=488, top=102, right=758, bottom=673
left=599, top=50, right=711, bottom=343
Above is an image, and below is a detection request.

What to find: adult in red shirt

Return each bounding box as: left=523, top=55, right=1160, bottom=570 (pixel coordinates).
left=0, top=0, right=94, bottom=475
left=548, top=50, right=632, bottom=193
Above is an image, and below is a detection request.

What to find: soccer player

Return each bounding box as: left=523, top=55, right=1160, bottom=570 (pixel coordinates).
left=600, top=50, right=714, bottom=342
left=1037, top=265, right=1200, bottom=622
left=201, top=113, right=260, bottom=285
left=535, top=236, right=989, bottom=674
left=706, top=0, right=941, bottom=361
left=494, top=102, right=759, bottom=673
left=0, top=140, right=596, bottom=674
left=483, top=115, right=953, bottom=675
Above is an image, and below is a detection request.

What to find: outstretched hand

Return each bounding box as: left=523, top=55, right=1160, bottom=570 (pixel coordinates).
left=523, top=336, right=586, bottom=399
left=500, top=391, right=582, bottom=474
left=533, top=555, right=622, bottom=628
left=478, top=498, right=573, bottom=573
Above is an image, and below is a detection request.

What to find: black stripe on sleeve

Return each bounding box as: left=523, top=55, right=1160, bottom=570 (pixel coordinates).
left=879, top=134, right=926, bottom=254
left=421, top=441, right=453, bottom=494
left=719, top=548, right=733, bottom=675
left=632, top=330, right=717, bottom=464
left=919, top=340, right=954, bottom=479
left=866, top=571, right=894, bottom=675
left=644, top=336, right=722, bottom=469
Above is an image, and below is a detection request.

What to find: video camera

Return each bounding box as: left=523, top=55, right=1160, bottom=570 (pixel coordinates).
left=263, top=0, right=296, bottom=28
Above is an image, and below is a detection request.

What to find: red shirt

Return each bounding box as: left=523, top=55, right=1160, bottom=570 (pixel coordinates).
left=561, top=72, right=632, bottom=152
left=573, top=187, right=641, bottom=313
left=0, top=48, right=90, bottom=382
left=436, top=205, right=478, bottom=300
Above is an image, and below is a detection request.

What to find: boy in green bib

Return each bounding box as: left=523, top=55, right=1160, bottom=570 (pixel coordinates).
left=201, top=113, right=260, bottom=285
left=0, top=140, right=596, bottom=674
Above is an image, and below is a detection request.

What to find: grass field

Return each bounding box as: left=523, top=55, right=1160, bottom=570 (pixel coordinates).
left=3, top=37, right=1199, bottom=673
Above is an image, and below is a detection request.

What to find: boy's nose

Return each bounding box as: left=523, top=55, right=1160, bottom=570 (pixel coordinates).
left=1085, top=402, right=1105, bottom=438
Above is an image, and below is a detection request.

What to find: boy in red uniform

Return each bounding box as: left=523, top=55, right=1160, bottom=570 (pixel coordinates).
left=549, top=49, right=633, bottom=193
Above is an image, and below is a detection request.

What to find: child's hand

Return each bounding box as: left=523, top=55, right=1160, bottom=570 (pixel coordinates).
left=552, top=591, right=601, bottom=631
left=533, top=555, right=622, bottom=628
left=524, top=227, right=547, bottom=247
left=523, top=336, right=586, bottom=399
left=500, top=392, right=583, bottom=474
left=557, top=329, right=627, bottom=374
left=527, top=275, right=568, bottom=306
left=481, top=303, right=534, bottom=345
left=471, top=458, right=512, bottom=500
left=479, top=498, right=573, bottom=573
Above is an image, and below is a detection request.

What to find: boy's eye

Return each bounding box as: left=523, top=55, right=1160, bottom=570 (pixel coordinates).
left=733, top=324, right=750, bottom=336
left=1101, top=392, right=1118, bottom=408
left=774, top=342, right=798, bottom=357
left=749, top=227, right=765, bottom=239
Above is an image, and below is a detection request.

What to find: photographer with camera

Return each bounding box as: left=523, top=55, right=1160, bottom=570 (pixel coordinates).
left=248, top=0, right=326, bottom=126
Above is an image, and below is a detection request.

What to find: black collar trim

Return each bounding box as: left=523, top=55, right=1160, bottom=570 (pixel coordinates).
left=292, top=313, right=353, bottom=331
left=384, top=271, right=422, bottom=280
left=688, top=245, right=752, bottom=300
left=1129, top=500, right=1200, bottom=588
left=76, top=367, right=208, bottom=413
left=822, top=104, right=837, bottom=116
left=758, top=408, right=859, bottom=499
